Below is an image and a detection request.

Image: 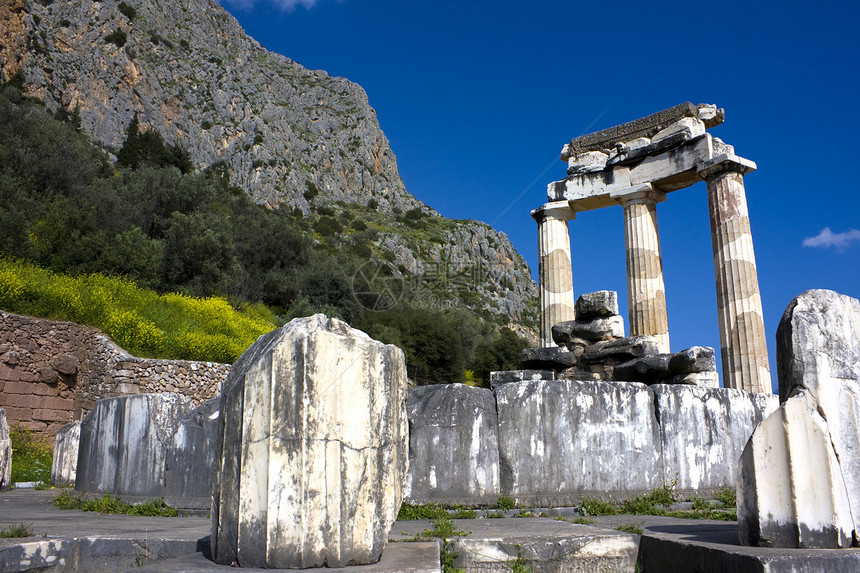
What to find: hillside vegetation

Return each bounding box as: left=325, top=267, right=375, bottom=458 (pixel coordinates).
left=0, top=0, right=537, bottom=324
left=0, top=78, right=527, bottom=384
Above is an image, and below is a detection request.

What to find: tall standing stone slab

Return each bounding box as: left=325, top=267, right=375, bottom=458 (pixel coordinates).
left=0, top=409, right=10, bottom=490
left=51, top=421, right=81, bottom=487
left=738, top=389, right=856, bottom=548
left=739, top=290, right=860, bottom=548
left=652, top=385, right=777, bottom=490
left=495, top=379, right=662, bottom=504
left=211, top=315, right=409, bottom=569
left=76, top=393, right=194, bottom=497
left=406, top=384, right=499, bottom=505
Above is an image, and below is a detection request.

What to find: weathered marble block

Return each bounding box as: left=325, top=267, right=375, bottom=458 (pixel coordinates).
left=164, top=398, right=220, bottom=500
left=575, top=290, right=619, bottom=319
left=51, top=421, right=81, bottom=487
left=76, top=393, right=194, bottom=497
left=406, top=384, right=500, bottom=505
left=739, top=390, right=856, bottom=548
left=739, top=289, right=860, bottom=548
left=0, top=409, right=10, bottom=490
left=495, top=379, right=662, bottom=504
left=211, top=314, right=408, bottom=569
left=652, top=385, right=777, bottom=490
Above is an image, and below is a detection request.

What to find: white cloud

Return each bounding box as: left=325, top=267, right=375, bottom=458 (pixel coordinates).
left=221, top=0, right=326, bottom=11
left=802, top=227, right=860, bottom=249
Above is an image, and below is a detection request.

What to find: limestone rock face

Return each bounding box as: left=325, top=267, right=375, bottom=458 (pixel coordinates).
left=164, top=398, right=220, bottom=500
left=738, top=390, right=856, bottom=548
left=211, top=314, right=408, bottom=569
left=51, top=421, right=81, bottom=487
left=406, top=384, right=500, bottom=505
left=495, top=380, right=662, bottom=504
left=76, top=393, right=194, bottom=497
left=0, top=409, right=10, bottom=490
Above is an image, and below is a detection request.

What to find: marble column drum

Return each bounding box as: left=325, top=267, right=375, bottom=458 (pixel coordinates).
left=531, top=201, right=576, bottom=347
left=698, top=155, right=771, bottom=394
left=612, top=185, right=670, bottom=353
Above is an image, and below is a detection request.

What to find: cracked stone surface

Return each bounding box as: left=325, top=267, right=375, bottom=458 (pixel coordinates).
left=211, top=314, right=408, bottom=569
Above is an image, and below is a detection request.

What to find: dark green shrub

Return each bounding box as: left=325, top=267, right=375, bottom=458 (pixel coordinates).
left=105, top=28, right=127, bottom=47
left=118, top=2, right=136, bottom=20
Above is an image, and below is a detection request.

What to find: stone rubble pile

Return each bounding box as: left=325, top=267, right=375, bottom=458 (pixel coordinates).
left=738, top=290, right=860, bottom=548
left=519, top=291, right=717, bottom=387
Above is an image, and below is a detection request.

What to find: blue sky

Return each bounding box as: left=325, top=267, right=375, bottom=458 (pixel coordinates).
left=219, top=0, right=859, bottom=391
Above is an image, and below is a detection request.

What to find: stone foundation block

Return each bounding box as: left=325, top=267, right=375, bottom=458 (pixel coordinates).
left=164, top=398, right=220, bottom=500
left=406, top=384, right=499, bottom=505
left=489, top=369, right=553, bottom=389
left=51, top=420, right=81, bottom=487
left=652, top=385, right=777, bottom=491
left=76, top=393, right=194, bottom=497
left=495, top=379, right=662, bottom=503
left=211, top=315, right=408, bottom=569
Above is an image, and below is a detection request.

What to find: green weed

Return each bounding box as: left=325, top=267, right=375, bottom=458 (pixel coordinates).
left=0, top=523, right=33, bottom=538
left=9, top=425, right=53, bottom=484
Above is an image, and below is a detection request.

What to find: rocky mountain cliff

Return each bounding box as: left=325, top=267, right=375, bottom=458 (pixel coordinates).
left=0, top=0, right=537, bottom=328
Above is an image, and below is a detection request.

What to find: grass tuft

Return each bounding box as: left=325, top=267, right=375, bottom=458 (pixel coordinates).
left=9, top=425, right=53, bottom=484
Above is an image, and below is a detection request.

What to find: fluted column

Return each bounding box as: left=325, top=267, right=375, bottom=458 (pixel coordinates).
left=611, top=184, right=670, bottom=353
left=697, top=155, right=771, bottom=393
left=531, top=201, right=576, bottom=347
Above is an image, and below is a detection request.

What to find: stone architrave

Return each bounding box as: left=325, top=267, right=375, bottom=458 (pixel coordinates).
left=611, top=184, right=670, bottom=353
left=76, top=393, right=194, bottom=497
left=211, top=315, right=409, bottom=569
left=0, top=409, right=10, bottom=490
left=51, top=421, right=81, bottom=487
left=405, top=384, right=500, bottom=505
left=697, top=154, right=770, bottom=393
left=532, top=201, right=576, bottom=347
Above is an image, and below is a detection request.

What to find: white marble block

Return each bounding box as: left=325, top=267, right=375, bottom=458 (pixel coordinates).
left=0, top=409, right=10, bottom=490
left=739, top=290, right=860, bottom=548
left=211, top=314, right=409, bottom=569
left=738, top=390, right=856, bottom=548
left=76, top=393, right=194, bottom=497
left=51, top=421, right=81, bottom=487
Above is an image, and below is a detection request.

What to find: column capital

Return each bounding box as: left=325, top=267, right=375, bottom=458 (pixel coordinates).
left=610, top=183, right=667, bottom=208
left=531, top=200, right=576, bottom=223
left=696, top=153, right=756, bottom=181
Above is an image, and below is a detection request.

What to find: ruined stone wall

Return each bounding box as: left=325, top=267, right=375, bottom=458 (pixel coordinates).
left=0, top=311, right=228, bottom=436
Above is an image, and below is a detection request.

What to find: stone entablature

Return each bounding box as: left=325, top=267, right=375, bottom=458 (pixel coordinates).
left=0, top=310, right=228, bottom=435
left=535, top=103, right=771, bottom=393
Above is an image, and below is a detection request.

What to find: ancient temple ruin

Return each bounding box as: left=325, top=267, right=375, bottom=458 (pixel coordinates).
left=534, top=103, right=771, bottom=394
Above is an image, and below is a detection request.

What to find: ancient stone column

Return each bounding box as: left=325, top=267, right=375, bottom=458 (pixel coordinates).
left=531, top=201, right=576, bottom=347
left=698, top=155, right=770, bottom=393
left=611, top=184, right=670, bottom=353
